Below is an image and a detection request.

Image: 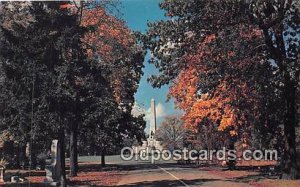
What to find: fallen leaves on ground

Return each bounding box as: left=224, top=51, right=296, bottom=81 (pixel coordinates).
left=69, top=171, right=123, bottom=186
left=250, top=179, right=300, bottom=187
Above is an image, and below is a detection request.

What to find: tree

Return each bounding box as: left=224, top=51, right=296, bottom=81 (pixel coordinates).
left=53, top=1, right=145, bottom=175
left=0, top=2, right=43, bottom=167
left=142, top=0, right=299, bottom=178
left=143, top=0, right=275, bottom=148
left=155, top=116, right=188, bottom=150
left=79, top=3, right=145, bottom=167
left=249, top=0, right=300, bottom=179
left=0, top=1, right=88, bottom=185
left=0, top=1, right=145, bottom=184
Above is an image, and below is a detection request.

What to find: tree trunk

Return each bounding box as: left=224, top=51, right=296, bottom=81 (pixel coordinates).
left=281, top=78, right=298, bottom=179
left=69, top=122, right=78, bottom=177
left=260, top=21, right=298, bottom=179
left=59, top=131, right=67, bottom=187
left=70, top=93, right=79, bottom=176
left=228, top=136, right=236, bottom=170
left=28, top=142, right=37, bottom=169
left=101, top=149, right=105, bottom=167
left=18, top=143, right=26, bottom=169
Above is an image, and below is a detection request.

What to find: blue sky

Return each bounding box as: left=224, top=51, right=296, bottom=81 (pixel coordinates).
left=119, top=0, right=181, bottom=131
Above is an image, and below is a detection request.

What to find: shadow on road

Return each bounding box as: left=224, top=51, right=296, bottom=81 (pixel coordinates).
left=78, top=161, right=196, bottom=172
left=117, top=178, right=220, bottom=187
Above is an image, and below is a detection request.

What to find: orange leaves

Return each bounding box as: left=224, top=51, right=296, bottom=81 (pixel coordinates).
left=181, top=81, right=241, bottom=136
left=229, top=130, right=238, bottom=136
left=204, top=34, right=216, bottom=43
left=59, top=3, right=74, bottom=9
left=219, top=106, right=236, bottom=131
left=81, top=7, right=134, bottom=63
left=183, top=97, right=220, bottom=130
left=80, top=6, right=141, bottom=106
left=169, top=34, right=217, bottom=113
left=169, top=67, right=198, bottom=111
left=81, top=8, right=106, bottom=27
left=166, top=21, right=267, bottom=138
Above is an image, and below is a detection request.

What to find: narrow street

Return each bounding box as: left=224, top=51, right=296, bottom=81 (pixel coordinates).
left=73, top=155, right=300, bottom=187
left=116, top=162, right=254, bottom=187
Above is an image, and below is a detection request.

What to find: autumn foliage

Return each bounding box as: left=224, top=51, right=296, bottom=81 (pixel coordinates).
left=168, top=25, right=265, bottom=139
left=80, top=5, right=143, bottom=106
left=142, top=0, right=294, bottom=154
left=81, top=6, right=135, bottom=63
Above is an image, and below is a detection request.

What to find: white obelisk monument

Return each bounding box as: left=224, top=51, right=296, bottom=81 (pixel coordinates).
left=132, top=99, right=163, bottom=154
left=149, top=99, right=157, bottom=139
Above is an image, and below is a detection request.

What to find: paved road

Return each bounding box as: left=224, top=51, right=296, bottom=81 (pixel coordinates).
left=77, top=155, right=255, bottom=187
left=116, top=163, right=253, bottom=187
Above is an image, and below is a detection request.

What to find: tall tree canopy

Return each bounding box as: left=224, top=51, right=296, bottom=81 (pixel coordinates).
left=0, top=0, right=146, bottom=183
left=142, top=0, right=299, bottom=179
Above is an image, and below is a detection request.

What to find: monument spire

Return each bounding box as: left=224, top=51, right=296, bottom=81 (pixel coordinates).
left=132, top=98, right=163, bottom=155
left=150, top=99, right=157, bottom=139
